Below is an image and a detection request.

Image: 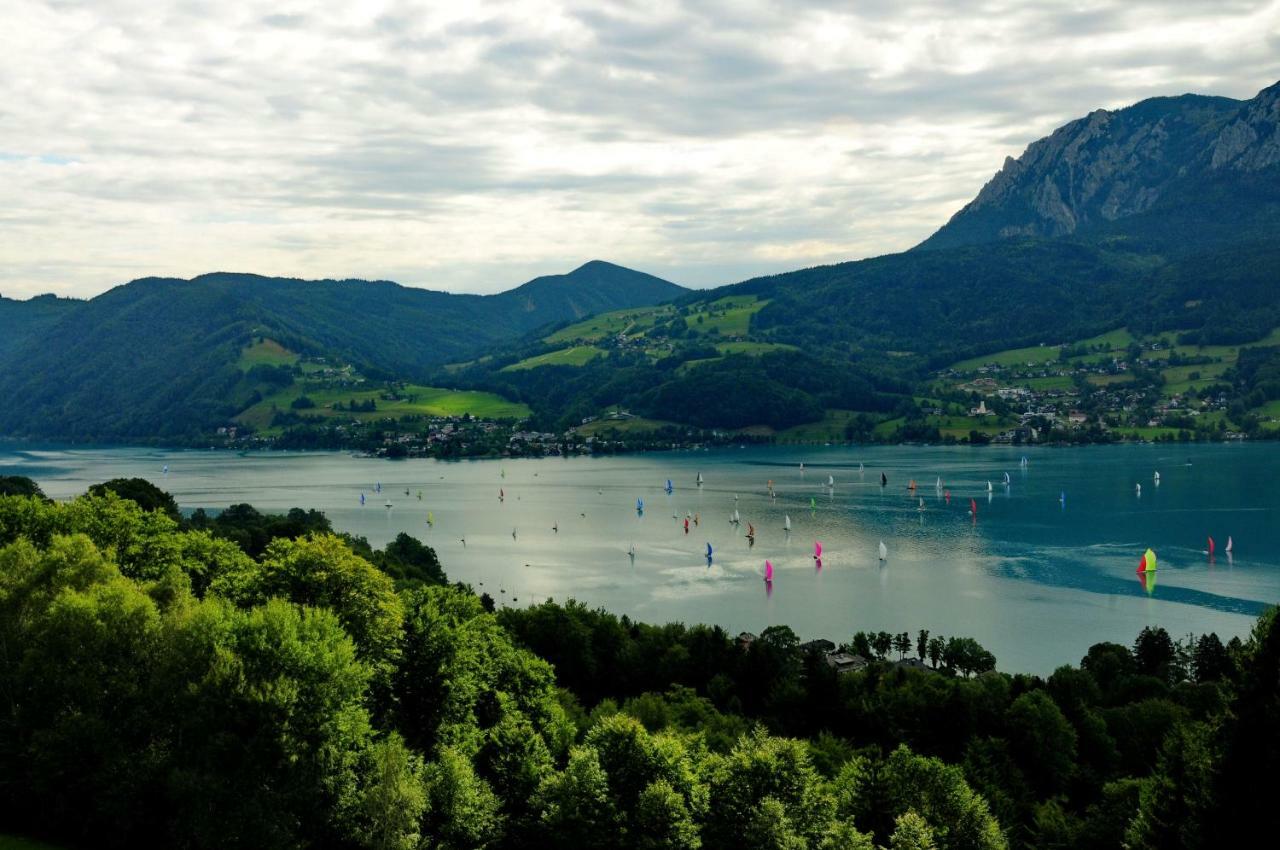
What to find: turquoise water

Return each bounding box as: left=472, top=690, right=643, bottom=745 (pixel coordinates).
left=4, top=442, right=1277, bottom=674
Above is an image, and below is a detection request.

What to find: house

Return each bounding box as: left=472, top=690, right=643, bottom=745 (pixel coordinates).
left=799, top=639, right=836, bottom=655
left=736, top=632, right=757, bottom=649
left=824, top=652, right=869, bottom=675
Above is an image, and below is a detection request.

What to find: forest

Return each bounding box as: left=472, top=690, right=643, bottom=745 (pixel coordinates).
left=0, top=476, right=1276, bottom=849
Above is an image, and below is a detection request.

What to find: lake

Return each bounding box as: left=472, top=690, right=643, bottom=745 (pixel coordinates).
left=4, top=442, right=1277, bottom=674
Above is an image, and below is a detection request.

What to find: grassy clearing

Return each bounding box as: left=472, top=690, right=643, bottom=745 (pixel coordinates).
left=545, top=305, right=673, bottom=344
left=950, top=344, right=1061, bottom=371
left=501, top=345, right=604, bottom=372
left=777, top=410, right=866, bottom=443
left=1255, top=400, right=1280, bottom=420
left=1087, top=374, right=1136, bottom=387
left=1114, top=426, right=1182, bottom=441
left=1160, top=362, right=1230, bottom=397
left=715, top=341, right=797, bottom=356
left=688, top=295, right=766, bottom=338
left=238, top=338, right=299, bottom=369
left=237, top=384, right=530, bottom=431
left=576, top=416, right=678, bottom=436
left=928, top=414, right=1007, bottom=439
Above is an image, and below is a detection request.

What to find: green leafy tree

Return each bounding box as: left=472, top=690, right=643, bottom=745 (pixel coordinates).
left=1005, top=691, right=1078, bottom=796
left=890, top=810, right=938, bottom=850
left=357, top=734, right=427, bottom=850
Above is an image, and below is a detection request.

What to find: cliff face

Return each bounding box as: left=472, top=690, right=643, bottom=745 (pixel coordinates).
left=917, top=81, right=1280, bottom=251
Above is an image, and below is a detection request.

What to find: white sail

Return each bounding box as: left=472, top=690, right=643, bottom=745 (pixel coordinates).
left=987, top=480, right=993, bottom=492
left=784, top=514, right=791, bottom=531
left=1226, top=536, right=1233, bottom=553
left=878, top=540, right=888, bottom=560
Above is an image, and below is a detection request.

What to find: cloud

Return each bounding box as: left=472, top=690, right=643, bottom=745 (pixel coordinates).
left=0, top=0, right=1277, bottom=298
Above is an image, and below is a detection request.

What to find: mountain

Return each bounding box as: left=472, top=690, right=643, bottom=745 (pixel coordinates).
left=0, top=293, right=81, bottom=360
left=0, top=262, right=683, bottom=440
left=918, top=82, right=1280, bottom=252
left=450, top=80, right=1280, bottom=433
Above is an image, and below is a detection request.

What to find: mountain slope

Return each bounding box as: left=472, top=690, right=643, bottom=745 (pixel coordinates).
left=0, top=263, right=683, bottom=440
left=0, top=293, right=82, bottom=360
left=918, top=82, right=1280, bottom=252
left=450, top=80, right=1280, bottom=432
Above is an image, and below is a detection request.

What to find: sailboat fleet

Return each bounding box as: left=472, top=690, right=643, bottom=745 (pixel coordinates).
left=352, top=459, right=1229, bottom=601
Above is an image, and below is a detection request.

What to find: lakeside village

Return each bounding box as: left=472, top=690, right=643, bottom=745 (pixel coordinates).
left=215, top=335, right=1264, bottom=458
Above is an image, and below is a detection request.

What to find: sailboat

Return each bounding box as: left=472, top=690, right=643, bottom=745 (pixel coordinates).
left=881, top=472, right=888, bottom=487
left=827, top=474, right=835, bottom=487
left=809, top=497, right=816, bottom=511
left=501, top=468, right=506, bottom=479
left=706, top=542, right=713, bottom=562
left=162, top=465, right=169, bottom=475
left=665, top=479, right=674, bottom=494
left=746, top=522, right=755, bottom=540
left=878, top=540, right=888, bottom=561
left=1135, top=483, right=1142, bottom=496
left=628, top=542, right=636, bottom=558
left=1226, top=536, right=1234, bottom=553
left=512, top=527, right=518, bottom=540
left=986, top=480, right=993, bottom=493
left=1020, top=456, right=1028, bottom=467
left=360, top=493, right=366, bottom=505
left=917, top=497, right=925, bottom=512
left=1059, top=491, right=1065, bottom=506
left=935, top=476, right=942, bottom=489
left=1003, top=472, right=1010, bottom=486
left=499, top=488, right=505, bottom=502
left=417, top=490, right=423, bottom=501
left=969, top=498, right=978, bottom=517
left=859, top=463, right=864, bottom=473
left=384, top=499, right=393, bottom=509
left=637, top=498, right=644, bottom=513
left=813, top=541, right=822, bottom=560
left=1154, top=471, right=1161, bottom=483
left=784, top=514, right=792, bottom=532
left=697, top=472, right=704, bottom=486
left=376, top=483, right=381, bottom=493
left=1137, top=548, right=1157, bottom=573
left=733, top=508, right=741, bottom=524
left=427, top=511, right=434, bottom=526
left=1206, top=536, right=1215, bottom=557
left=764, top=560, right=774, bottom=583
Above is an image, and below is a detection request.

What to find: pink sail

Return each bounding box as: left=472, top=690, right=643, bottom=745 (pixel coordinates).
left=1208, top=536, right=1215, bottom=556
left=814, top=541, right=822, bottom=559
left=764, top=560, right=774, bottom=583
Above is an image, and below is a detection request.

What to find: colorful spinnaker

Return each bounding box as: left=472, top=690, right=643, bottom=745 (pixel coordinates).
left=764, top=560, right=774, bottom=583
left=814, top=541, right=822, bottom=559
left=1137, top=548, right=1157, bottom=573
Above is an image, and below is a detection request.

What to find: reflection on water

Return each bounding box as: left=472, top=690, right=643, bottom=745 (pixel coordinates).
left=3, top=442, right=1278, bottom=674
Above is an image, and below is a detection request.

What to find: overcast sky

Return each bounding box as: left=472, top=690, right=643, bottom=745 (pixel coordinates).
left=2, top=1, right=1277, bottom=299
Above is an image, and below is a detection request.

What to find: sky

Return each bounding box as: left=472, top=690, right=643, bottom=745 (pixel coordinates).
left=2, top=1, right=1278, bottom=300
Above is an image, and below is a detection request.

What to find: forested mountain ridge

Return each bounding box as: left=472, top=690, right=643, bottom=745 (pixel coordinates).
left=446, top=80, right=1280, bottom=437
left=0, top=293, right=81, bottom=361
left=0, top=262, right=683, bottom=441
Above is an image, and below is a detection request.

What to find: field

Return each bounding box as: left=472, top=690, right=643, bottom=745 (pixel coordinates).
left=950, top=343, right=1061, bottom=371
left=1160, top=362, right=1231, bottom=397
left=777, top=409, right=865, bottom=443
left=545, top=305, right=673, bottom=344
left=715, top=341, right=797, bottom=356
left=238, top=338, right=299, bottom=369
left=237, top=384, right=530, bottom=431
left=688, top=295, right=766, bottom=338
left=575, top=416, right=677, bottom=436
left=1086, top=374, right=1136, bottom=387
left=501, top=345, right=604, bottom=371
left=928, top=414, right=1007, bottom=439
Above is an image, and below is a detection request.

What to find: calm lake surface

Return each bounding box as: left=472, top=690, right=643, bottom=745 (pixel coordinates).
left=4, top=442, right=1277, bottom=674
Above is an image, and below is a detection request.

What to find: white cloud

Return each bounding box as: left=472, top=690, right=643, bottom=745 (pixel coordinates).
left=0, top=0, right=1277, bottom=298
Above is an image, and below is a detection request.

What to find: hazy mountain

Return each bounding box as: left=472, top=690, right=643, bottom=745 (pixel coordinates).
left=918, top=81, right=1280, bottom=251
left=0, top=262, right=683, bottom=440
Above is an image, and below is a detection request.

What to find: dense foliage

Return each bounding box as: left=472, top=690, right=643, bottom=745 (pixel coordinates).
left=0, top=483, right=1274, bottom=849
